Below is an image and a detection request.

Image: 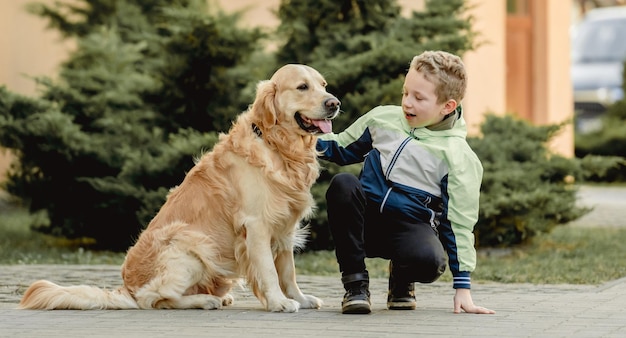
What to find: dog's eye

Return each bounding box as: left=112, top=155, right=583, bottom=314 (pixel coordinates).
left=297, top=83, right=308, bottom=91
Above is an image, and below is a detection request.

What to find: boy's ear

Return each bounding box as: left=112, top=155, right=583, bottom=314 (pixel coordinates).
left=442, top=99, right=458, bottom=115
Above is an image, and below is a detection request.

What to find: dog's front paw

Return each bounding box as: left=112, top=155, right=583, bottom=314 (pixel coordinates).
left=267, top=298, right=300, bottom=313
left=298, top=294, right=323, bottom=309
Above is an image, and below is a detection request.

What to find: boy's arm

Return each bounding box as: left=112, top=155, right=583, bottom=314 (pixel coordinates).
left=439, top=152, right=483, bottom=289
left=316, top=112, right=374, bottom=165
left=443, top=154, right=494, bottom=314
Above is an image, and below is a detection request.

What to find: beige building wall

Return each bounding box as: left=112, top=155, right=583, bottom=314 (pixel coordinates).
left=462, top=0, right=507, bottom=134
left=0, top=0, right=74, bottom=180
left=533, top=0, right=575, bottom=156
left=1, top=0, right=73, bottom=95
left=0, top=0, right=574, bottom=181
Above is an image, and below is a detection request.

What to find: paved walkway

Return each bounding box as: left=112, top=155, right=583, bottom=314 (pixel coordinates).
left=1, top=185, right=626, bottom=337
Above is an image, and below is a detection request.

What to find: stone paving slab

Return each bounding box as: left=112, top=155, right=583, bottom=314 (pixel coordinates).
left=1, top=265, right=625, bottom=338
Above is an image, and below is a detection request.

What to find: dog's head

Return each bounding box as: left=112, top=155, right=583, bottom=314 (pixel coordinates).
left=252, top=64, right=340, bottom=135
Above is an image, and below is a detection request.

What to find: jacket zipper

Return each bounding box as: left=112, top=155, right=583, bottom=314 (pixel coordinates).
left=380, top=135, right=414, bottom=213
left=384, top=137, right=412, bottom=178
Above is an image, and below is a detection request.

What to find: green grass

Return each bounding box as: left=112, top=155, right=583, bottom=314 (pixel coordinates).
left=294, top=225, right=626, bottom=285
left=2, top=205, right=625, bottom=284
left=473, top=226, right=626, bottom=284
left=0, top=206, right=126, bottom=264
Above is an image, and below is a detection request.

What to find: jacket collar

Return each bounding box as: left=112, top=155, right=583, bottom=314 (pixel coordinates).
left=426, top=106, right=462, bottom=131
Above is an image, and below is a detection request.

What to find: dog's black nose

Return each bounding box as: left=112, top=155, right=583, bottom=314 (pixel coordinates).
left=324, top=97, right=340, bottom=112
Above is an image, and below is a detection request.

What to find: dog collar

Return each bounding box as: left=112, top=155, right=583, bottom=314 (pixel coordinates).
left=251, top=123, right=262, bottom=138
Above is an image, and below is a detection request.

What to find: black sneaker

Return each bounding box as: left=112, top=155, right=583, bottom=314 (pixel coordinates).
left=387, top=283, right=416, bottom=310
left=341, top=272, right=371, bottom=314
left=387, top=262, right=416, bottom=310
left=342, top=283, right=371, bottom=314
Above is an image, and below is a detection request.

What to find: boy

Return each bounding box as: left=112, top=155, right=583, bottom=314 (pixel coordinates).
left=317, top=50, right=495, bottom=315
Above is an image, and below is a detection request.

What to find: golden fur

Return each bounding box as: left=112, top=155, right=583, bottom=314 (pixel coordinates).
left=19, top=64, right=340, bottom=312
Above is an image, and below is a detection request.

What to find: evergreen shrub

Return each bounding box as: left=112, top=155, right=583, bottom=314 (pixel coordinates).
left=468, top=114, right=623, bottom=247
left=0, top=0, right=265, bottom=250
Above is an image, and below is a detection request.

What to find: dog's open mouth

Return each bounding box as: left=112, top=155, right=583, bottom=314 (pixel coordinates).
left=295, top=112, right=333, bottom=134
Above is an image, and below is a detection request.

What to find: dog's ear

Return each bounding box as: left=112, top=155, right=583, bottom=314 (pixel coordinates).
left=252, top=80, right=278, bottom=127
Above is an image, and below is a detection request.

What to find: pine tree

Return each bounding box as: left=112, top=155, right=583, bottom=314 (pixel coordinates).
left=0, top=0, right=266, bottom=250
left=275, top=0, right=475, bottom=132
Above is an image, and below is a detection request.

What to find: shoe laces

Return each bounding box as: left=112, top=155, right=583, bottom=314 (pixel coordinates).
left=346, top=282, right=370, bottom=298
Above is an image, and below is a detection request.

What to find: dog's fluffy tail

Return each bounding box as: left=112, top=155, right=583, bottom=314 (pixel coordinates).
left=18, top=280, right=138, bottom=310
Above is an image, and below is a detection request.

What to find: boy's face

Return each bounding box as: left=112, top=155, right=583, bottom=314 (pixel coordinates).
left=402, top=69, right=457, bottom=129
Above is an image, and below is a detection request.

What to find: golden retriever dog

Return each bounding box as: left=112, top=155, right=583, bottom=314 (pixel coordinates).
left=18, top=64, right=340, bottom=312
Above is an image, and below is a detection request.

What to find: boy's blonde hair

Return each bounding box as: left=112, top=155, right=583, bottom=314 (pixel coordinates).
left=409, top=50, right=467, bottom=104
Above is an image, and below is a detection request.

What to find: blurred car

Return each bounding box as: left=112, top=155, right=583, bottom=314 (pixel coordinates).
left=571, top=6, right=626, bottom=134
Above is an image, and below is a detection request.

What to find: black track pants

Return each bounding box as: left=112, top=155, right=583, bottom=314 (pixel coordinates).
left=326, top=173, right=447, bottom=283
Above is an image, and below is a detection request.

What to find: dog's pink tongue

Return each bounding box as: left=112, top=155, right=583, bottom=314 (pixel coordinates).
left=313, top=119, right=332, bottom=133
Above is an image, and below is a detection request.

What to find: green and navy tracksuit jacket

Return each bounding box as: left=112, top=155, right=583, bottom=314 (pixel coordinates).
left=317, top=105, right=482, bottom=289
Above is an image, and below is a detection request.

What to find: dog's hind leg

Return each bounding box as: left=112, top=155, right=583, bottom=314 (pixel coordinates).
left=134, top=243, right=222, bottom=309
left=156, top=288, right=234, bottom=309
left=154, top=294, right=222, bottom=309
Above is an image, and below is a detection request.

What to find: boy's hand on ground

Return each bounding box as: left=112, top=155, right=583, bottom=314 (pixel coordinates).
left=453, top=288, right=495, bottom=314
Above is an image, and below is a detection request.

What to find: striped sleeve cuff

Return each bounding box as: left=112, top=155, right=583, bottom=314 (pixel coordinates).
left=453, top=276, right=471, bottom=289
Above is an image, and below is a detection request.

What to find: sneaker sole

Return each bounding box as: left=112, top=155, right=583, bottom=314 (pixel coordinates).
left=342, top=300, right=371, bottom=314
left=387, top=301, right=417, bottom=310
